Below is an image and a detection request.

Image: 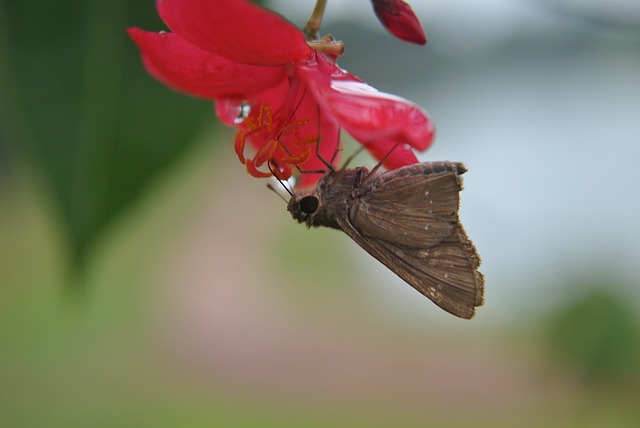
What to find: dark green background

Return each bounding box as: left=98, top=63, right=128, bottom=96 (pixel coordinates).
left=1, top=0, right=212, bottom=271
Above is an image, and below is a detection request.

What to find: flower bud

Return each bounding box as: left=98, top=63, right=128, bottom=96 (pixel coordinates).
left=371, top=0, right=427, bottom=45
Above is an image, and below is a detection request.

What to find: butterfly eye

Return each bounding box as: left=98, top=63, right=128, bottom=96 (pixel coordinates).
left=299, top=196, right=319, bottom=215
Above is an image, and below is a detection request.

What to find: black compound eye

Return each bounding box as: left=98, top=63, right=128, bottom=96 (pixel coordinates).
left=299, top=195, right=319, bottom=215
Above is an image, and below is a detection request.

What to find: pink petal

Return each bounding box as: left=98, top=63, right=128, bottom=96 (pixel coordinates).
left=296, top=53, right=435, bottom=167
left=128, top=28, right=286, bottom=99
left=157, top=0, right=312, bottom=66
left=372, top=0, right=427, bottom=45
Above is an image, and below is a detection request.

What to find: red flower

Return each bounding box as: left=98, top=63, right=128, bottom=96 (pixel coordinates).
left=128, top=0, right=435, bottom=186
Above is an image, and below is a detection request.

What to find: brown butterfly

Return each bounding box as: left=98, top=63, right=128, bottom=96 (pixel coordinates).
left=287, top=161, right=484, bottom=319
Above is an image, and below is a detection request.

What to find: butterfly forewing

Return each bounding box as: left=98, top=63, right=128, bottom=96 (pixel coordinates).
left=350, top=170, right=462, bottom=248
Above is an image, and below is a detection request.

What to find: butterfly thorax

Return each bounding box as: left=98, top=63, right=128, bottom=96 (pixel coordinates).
left=287, top=167, right=368, bottom=229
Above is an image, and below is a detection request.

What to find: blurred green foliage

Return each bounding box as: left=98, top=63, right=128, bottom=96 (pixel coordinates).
left=545, top=284, right=640, bottom=384
left=0, top=0, right=212, bottom=274
left=4, top=136, right=640, bottom=428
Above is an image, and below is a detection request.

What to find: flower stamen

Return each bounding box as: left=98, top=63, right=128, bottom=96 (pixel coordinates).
left=281, top=146, right=312, bottom=164
left=233, top=103, right=319, bottom=179
left=254, top=139, right=279, bottom=166
left=245, top=160, right=273, bottom=178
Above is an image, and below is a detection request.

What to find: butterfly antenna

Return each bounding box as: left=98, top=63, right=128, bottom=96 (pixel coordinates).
left=266, top=182, right=289, bottom=203
left=340, top=141, right=368, bottom=170
left=365, top=142, right=401, bottom=181
left=267, top=160, right=293, bottom=197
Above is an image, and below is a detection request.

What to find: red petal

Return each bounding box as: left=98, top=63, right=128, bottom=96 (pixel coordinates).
left=128, top=28, right=286, bottom=99
left=296, top=53, right=435, bottom=166
left=215, top=78, right=289, bottom=126
left=372, top=0, right=427, bottom=45
left=157, top=0, right=312, bottom=66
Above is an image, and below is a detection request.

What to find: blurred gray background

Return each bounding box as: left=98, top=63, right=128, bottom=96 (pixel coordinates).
left=273, top=0, right=640, bottom=320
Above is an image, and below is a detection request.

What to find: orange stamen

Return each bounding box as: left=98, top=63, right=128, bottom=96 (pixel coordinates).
left=245, top=160, right=273, bottom=178
left=233, top=102, right=324, bottom=180
left=258, top=104, right=273, bottom=131
left=234, top=131, right=248, bottom=164
left=253, top=139, right=279, bottom=166
left=281, top=146, right=312, bottom=164
left=271, top=164, right=292, bottom=181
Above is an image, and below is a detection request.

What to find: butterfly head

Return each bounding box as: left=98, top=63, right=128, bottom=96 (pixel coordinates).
left=287, top=168, right=362, bottom=230
left=287, top=189, right=323, bottom=228
left=287, top=170, right=343, bottom=229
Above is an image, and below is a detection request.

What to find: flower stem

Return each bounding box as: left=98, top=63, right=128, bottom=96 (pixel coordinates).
left=304, top=0, right=327, bottom=40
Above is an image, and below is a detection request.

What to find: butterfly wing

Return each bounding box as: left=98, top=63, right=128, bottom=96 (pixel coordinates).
left=351, top=162, right=465, bottom=248
left=340, top=162, right=484, bottom=319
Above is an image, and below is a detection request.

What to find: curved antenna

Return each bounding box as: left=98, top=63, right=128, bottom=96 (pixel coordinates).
left=363, top=142, right=401, bottom=181
left=267, top=160, right=293, bottom=197
left=266, top=182, right=289, bottom=203
left=340, top=140, right=367, bottom=170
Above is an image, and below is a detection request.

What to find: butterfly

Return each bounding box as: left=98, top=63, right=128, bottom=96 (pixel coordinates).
left=287, top=161, right=484, bottom=319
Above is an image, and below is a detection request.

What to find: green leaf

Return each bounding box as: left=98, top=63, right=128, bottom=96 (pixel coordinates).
left=0, top=0, right=212, bottom=279
left=545, top=284, right=640, bottom=384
